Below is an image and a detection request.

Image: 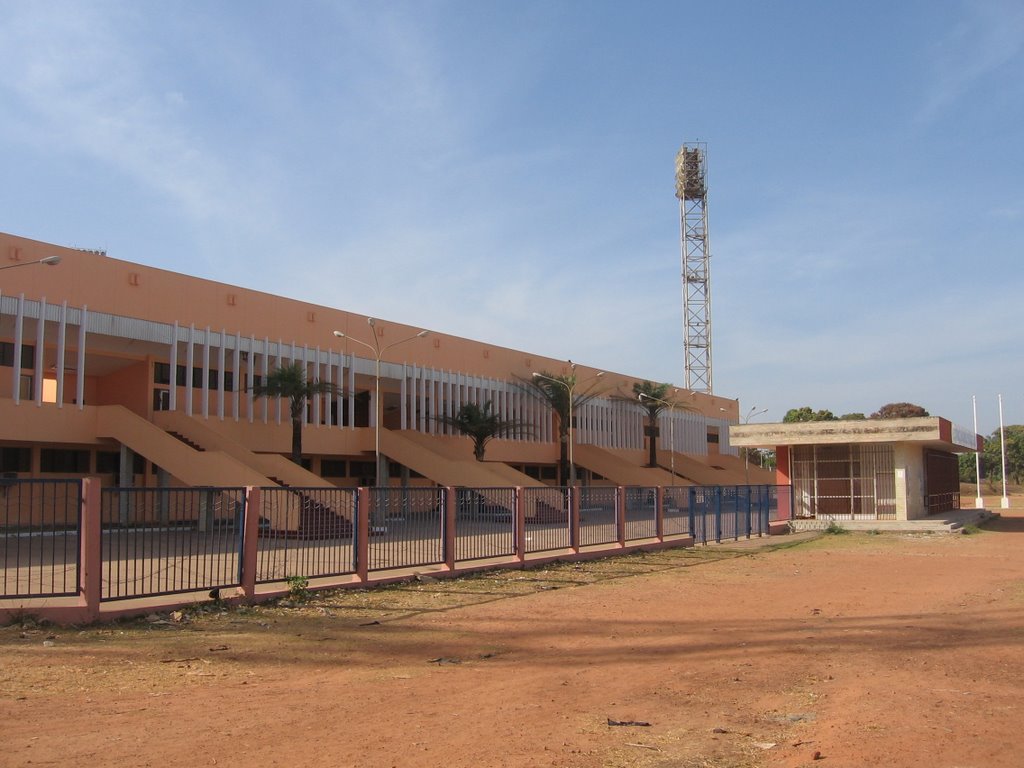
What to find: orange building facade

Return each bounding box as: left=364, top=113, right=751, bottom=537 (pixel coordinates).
left=1, top=231, right=757, bottom=492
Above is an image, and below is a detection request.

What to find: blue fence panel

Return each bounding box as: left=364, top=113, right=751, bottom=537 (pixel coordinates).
left=455, top=487, right=516, bottom=562
left=624, top=486, right=658, bottom=541
left=522, top=487, right=570, bottom=553
left=100, top=487, right=246, bottom=601
left=579, top=486, right=618, bottom=547
left=256, top=487, right=357, bottom=583
left=1, top=479, right=81, bottom=599
left=367, top=488, right=445, bottom=571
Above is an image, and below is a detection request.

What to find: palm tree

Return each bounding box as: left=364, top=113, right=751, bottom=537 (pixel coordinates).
left=250, top=362, right=338, bottom=464
left=634, top=381, right=672, bottom=468
left=519, top=369, right=605, bottom=484
left=437, top=401, right=530, bottom=461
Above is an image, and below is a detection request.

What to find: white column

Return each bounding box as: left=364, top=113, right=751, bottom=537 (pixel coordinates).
left=33, top=297, right=46, bottom=406
left=309, top=348, right=317, bottom=428
left=12, top=294, right=24, bottom=405
left=76, top=307, right=87, bottom=410
left=262, top=337, right=270, bottom=423
left=185, top=325, right=195, bottom=416
left=217, top=329, right=226, bottom=420
left=248, top=334, right=257, bottom=423
left=275, top=340, right=283, bottom=425
left=232, top=331, right=241, bottom=421
left=418, top=367, right=427, bottom=432
left=324, top=349, right=333, bottom=427
left=347, top=355, right=355, bottom=430
left=400, top=364, right=409, bottom=430
left=201, top=326, right=211, bottom=418
left=56, top=301, right=67, bottom=408
left=169, top=322, right=179, bottom=412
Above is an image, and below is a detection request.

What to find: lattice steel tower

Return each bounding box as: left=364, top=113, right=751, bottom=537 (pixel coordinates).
left=675, top=142, right=712, bottom=393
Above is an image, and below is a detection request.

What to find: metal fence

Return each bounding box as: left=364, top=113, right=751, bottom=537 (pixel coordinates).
left=1, top=479, right=81, bottom=598
left=368, top=487, right=445, bottom=571
left=99, top=487, right=246, bottom=600
left=624, top=487, right=658, bottom=541
left=455, top=487, right=517, bottom=562
left=522, top=486, right=571, bottom=553
left=579, top=486, right=618, bottom=547
left=688, top=485, right=774, bottom=545
left=662, top=486, right=691, bottom=537
left=256, top=487, right=357, bottom=583
left=3, top=481, right=787, bottom=614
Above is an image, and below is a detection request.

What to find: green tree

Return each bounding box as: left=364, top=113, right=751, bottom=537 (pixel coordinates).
left=870, top=402, right=929, bottom=419
left=251, top=362, right=338, bottom=463
left=981, top=425, right=1024, bottom=485
left=436, top=401, right=530, bottom=461
left=519, top=369, right=606, bottom=484
left=959, top=452, right=981, bottom=484
left=633, top=381, right=673, bottom=468
left=839, top=412, right=866, bottom=420
left=783, top=406, right=837, bottom=423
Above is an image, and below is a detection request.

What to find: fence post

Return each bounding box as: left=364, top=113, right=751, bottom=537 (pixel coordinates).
left=715, top=488, right=723, bottom=543
left=357, top=487, right=370, bottom=583
left=570, top=486, right=580, bottom=554
left=746, top=486, right=753, bottom=538
left=79, top=478, right=102, bottom=623
left=688, top=486, right=696, bottom=542
left=616, top=486, right=626, bottom=547
left=444, top=487, right=457, bottom=571
left=515, top=487, right=526, bottom=563
left=240, top=486, right=261, bottom=597
left=656, top=485, right=665, bottom=542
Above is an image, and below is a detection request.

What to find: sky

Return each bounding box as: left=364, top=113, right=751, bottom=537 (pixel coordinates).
left=1, top=1, right=1022, bottom=435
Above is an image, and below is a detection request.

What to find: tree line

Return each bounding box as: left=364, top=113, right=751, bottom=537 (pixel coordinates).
left=782, top=402, right=930, bottom=422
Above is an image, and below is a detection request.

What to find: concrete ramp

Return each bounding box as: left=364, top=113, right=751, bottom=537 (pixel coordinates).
left=381, top=430, right=540, bottom=488
left=673, top=453, right=774, bottom=485
left=153, top=412, right=334, bottom=488
left=574, top=445, right=680, bottom=486
left=96, top=406, right=273, bottom=488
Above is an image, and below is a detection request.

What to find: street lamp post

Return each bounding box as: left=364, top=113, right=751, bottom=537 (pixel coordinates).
left=0, top=255, right=61, bottom=272
left=741, top=406, right=768, bottom=485
left=333, top=319, right=429, bottom=488
left=638, top=390, right=681, bottom=485
left=533, top=364, right=603, bottom=486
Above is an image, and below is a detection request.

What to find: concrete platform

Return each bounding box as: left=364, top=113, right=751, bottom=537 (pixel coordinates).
left=790, top=508, right=999, bottom=534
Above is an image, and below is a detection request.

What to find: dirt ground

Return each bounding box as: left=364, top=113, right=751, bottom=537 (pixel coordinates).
left=2, top=501, right=1022, bottom=768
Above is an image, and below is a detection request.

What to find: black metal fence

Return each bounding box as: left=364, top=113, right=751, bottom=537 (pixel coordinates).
left=455, top=487, right=516, bottom=562
left=256, top=487, right=357, bottom=583
left=99, top=487, right=246, bottom=600
left=0, top=479, right=81, bottom=598
left=3, top=481, right=786, bottom=610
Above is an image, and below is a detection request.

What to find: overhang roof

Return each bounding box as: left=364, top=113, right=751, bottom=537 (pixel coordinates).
left=729, top=416, right=982, bottom=453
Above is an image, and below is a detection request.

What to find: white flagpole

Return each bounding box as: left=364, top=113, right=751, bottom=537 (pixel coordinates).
left=998, top=394, right=1009, bottom=509
left=973, top=395, right=984, bottom=509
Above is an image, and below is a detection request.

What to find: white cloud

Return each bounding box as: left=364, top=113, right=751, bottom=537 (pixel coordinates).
left=916, top=0, right=1024, bottom=121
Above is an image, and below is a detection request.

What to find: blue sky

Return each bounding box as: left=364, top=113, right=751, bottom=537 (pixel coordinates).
left=1, top=1, right=1022, bottom=434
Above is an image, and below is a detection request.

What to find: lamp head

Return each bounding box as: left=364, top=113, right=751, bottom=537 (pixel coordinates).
left=367, top=317, right=376, bottom=327
left=41, top=255, right=61, bottom=266
left=332, top=330, right=346, bottom=339
left=416, top=330, right=429, bottom=338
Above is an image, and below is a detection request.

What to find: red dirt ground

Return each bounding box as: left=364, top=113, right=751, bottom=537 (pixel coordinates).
left=2, top=501, right=1022, bottom=768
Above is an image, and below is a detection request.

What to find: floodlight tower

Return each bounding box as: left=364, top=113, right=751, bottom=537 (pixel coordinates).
left=675, top=142, right=713, bottom=393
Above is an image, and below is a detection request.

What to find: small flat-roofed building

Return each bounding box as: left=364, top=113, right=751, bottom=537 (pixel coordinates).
left=730, top=418, right=982, bottom=521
